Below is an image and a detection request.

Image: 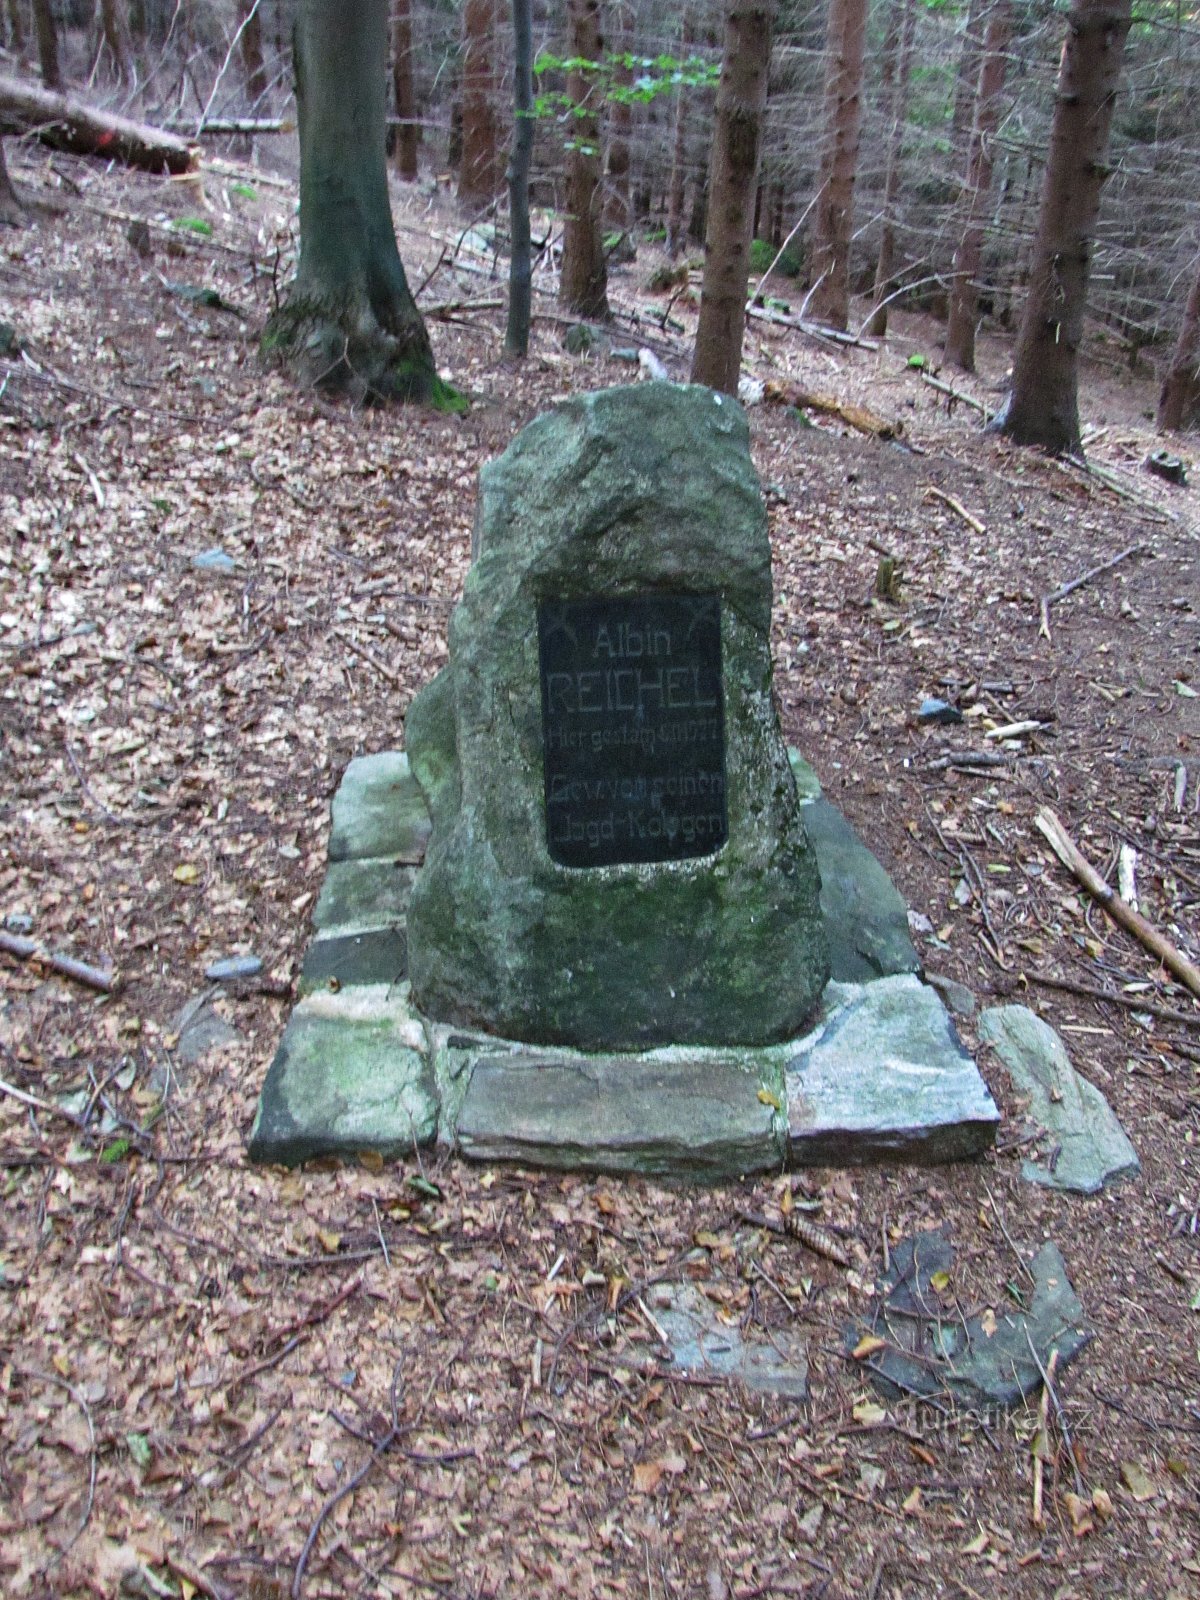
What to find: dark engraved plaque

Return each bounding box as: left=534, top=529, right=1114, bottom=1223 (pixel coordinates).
left=538, top=593, right=728, bottom=868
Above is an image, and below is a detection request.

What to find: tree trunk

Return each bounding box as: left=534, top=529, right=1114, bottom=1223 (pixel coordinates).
left=808, top=0, right=868, bottom=330
left=237, top=0, right=267, bottom=103
left=865, top=0, right=915, bottom=338
left=945, top=0, right=1010, bottom=370
left=691, top=1, right=773, bottom=395
left=559, top=0, right=608, bottom=319
left=391, top=0, right=419, bottom=180
left=458, top=0, right=501, bottom=206
left=665, top=18, right=692, bottom=260
left=989, top=0, right=1131, bottom=455
left=604, top=1, right=633, bottom=237
left=33, top=0, right=62, bottom=91
left=99, top=0, right=135, bottom=83
left=950, top=0, right=987, bottom=171
left=1157, top=256, right=1200, bottom=432
left=0, top=71, right=195, bottom=171
left=0, top=135, right=22, bottom=225
left=263, top=0, right=457, bottom=408
left=6, top=0, right=26, bottom=58
left=505, top=0, right=533, bottom=356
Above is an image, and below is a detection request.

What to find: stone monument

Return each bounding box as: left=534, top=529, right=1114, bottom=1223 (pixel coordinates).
left=249, top=384, right=999, bottom=1178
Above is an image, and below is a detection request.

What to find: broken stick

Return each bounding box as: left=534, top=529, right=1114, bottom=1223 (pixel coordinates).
left=1034, top=808, right=1200, bottom=1000
left=923, top=485, right=986, bottom=536
left=0, top=930, right=117, bottom=992
left=1037, top=542, right=1149, bottom=640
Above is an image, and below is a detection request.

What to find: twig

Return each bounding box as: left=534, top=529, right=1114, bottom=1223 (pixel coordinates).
left=1037, top=542, right=1149, bottom=640
left=1025, top=1335, right=1084, bottom=1498
left=735, top=1206, right=850, bottom=1268
left=923, top=485, right=986, bottom=536
left=982, top=1183, right=1037, bottom=1288
left=230, top=1274, right=364, bottom=1396
left=331, top=627, right=401, bottom=685
left=1034, top=808, right=1200, bottom=999
left=16, top=1365, right=96, bottom=1558
left=0, top=929, right=118, bottom=992
left=1023, top=969, right=1200, bottom=1029
left=0, top=1074, right=86, bottom=1126
left=918, top=369, right=988, bottom=415
left=165, top=1554, right=235, bottom=1600
left=292, top=1358, right=404, bottom=1599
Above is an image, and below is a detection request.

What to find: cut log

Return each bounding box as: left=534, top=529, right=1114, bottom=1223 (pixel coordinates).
left=763, top=377, right=902, bottom=440
left=0, top=73, right=197, bottom=174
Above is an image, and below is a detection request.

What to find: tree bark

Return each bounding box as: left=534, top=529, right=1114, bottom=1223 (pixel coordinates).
left=0, top=71, right=195, bottom=171
left=391, top=0, right=419, bottom=180
left=262, top=0, right=456, bottom=408
left=945, top=0, right=1010, bottom=370
left=808, top=0, right=868, bottom=330
left=950, top=0, right=987, bottom=172
left=33, top=0, right=62, bottom=91
left=1157, top=255, right=1200, bottom=432
left=236, top=0, right=267, bottom=104
left=604, top=1, right=633, bottom=237
left=559, top=0, right=608, bottom=319
left=665, top=17, right=692, bottom=260
left=989, top=0, right=1131, bottom=455
left=0, top=135, right=22, bottom=225
left=691, top=1, right=774, bottom=395
left=505, top=0, right=533, bottom=356
left=865, top=0, right=915, bottom=338
left=459, top=0, right=502, bottom=206
left=99, top=0, right=136, bottom=84
left=6, top=0, right=26, bottom=58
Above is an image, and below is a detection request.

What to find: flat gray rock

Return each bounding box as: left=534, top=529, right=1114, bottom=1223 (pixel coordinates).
left=328, top=752, right=432, bottom=864
left=314, top=859, right=417, bottom=930
left=978, top=1005, right=1140, bottom=1193
left=249, top=987, right=435, bottom=1166
left=456, top=1047, right=785, bottom=1178
left=172, top=991, right=239, bottom=1065
left=298, top=926, right=408, bottom=994
left=787, top=975, right=999, bottom=1164
left=641, top=1281, right=808, bottom=1398
left=850, top=1232, right=1091, bottom=1410
left=802, top=796, right=920, bottom=983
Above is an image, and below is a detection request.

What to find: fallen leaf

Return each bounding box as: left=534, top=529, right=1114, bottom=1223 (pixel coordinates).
left=756, top=1087, right=782, bottom=1110
left=903, top=1486, right=923, bottom=1514
left=852, top=1335, right=887, bottom=1360
left=853, top=1400, right=887, bottom=1425
left=1091, top=1487, right=1114, bottom=1520
left=1120, top=1461, right=1158, bottom=1502
left=316, top=1228, right=341, bottom=1254
left=961, top=1529, right=989, bottom=1556
left=173, top=863, right=201, bottom=884
left=632, top=1452, right=686, bottom=1494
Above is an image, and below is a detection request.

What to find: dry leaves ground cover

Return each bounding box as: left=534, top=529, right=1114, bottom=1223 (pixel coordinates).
left=0, top=142, right=1198, bottom=1600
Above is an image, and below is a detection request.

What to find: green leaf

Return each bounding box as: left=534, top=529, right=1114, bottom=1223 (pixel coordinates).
left=1174, top=680, right=1197, bottom=698
left=906, top=353, right=927, bottom=369
left=171, top=216, right=214, bottom=237
left=126, top=1432, right=152, bottom=1468
left=407, top=1175, right=442, bottom=1200
left=230, top=182, right=256, bottom=200
left=100, top=1139, right=131, bottom=1164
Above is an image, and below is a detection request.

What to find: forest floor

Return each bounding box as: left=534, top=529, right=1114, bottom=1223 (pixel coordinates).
left=0, top=138, right=1198, bottom=1600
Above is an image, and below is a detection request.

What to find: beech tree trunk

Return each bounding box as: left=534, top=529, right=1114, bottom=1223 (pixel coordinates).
left=236, top=0, right=267, bottom=103
left=1157, top=256, right=1200, bottom=431
left=0, top=71, right=195, bottom=171
left=262, top=0, right=455, bottom=408
left=391, top=0, right=419, bottom=180
left=691, top=1, right=773, bottom=395
left=865, top=0, right=915, bottom=338
left=458, top=0, right=501, bottom=206
left=505, top=0, right=533, bottom=355
left=989, top=0, right=1131, bottom=454
left=33, top=0, right=62, bottom=91
left=604, top=1, right=633, bottom=237
left=559, top=0, right=608, bottom=319
left=945, top=0, right=1011, bottom=371
left=808, top=0, right=868, bottom=330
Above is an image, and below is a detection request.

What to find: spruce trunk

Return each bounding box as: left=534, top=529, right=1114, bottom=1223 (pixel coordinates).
left=989, top=0, right=1131, bottom=455
left=690, top=1, right=773, bottom=395
left=559, top=0, right=608, bottom=319
left=263, top=0, right=453, bottom=407
left=459, top=0, right=501, bottom=205
left=866, top=0, right=915, bottom=339
left=391, top=0, right=419, bottom=180
left=808, top=0, right=867, bottom=331
left=1157, top=257, right=1200, bottom=432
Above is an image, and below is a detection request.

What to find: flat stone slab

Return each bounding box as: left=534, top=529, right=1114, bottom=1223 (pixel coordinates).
left=455, top=1049, right=785, bottom=1179
left=640, top=1281, right=808, bottom=1398
left=328, top=752, right=431, bottom=864
left=979, top=1005, right=1140, bottom=1193
left=314, top=859, right=417, bottom=930
left=802, top=797, right=920, bottom=983
left=299, top=926, right=408, bottom=995
left=787, top=975, right=999, bottom=1164
left=249, top=986, right=435, bottom=1166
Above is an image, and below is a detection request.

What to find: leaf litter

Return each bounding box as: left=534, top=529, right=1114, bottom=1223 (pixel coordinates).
left=1, top=142, right=1199, bottom=1598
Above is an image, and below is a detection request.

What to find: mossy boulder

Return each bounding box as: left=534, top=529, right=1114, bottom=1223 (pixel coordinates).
left=404, top=383, right=829, bottom=1050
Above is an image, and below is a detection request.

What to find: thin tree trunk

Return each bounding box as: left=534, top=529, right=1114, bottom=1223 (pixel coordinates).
left=989, top=0, right=1131, bottom=455
left=605, top=1, right=633, bottom=236
left=459, top=0, right=501, bottom=206
left=505, top=0, right=533, bottom=355
left=945, top=0, right=1010, bottom=370
left=236, top=0, right=267, bottom=103
left=665, top=18, right=692, bottom=260
left=691, top=1, right=774, bottom=395
left=559, top=0, right=608, bottom=319
left=99, top=0, right=135, bottom=83
left=1157, top=256, right=1200, bottom=431
left=809, top=0, right=868, bottom=330
left=391, top=0, right=419, bottom=180
left=950, top=0, right=987, bottom=171
left=6, top=0, right=26, bottom=57
left=0, top=135, right=22, bottom=225
left=33, top=0, right=62, bottom=91
left=263, top=0, right=451, bottom=406
left=865, top=0, right=915, bottom=338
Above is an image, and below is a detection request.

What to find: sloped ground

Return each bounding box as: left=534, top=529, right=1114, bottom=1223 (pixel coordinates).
left=1, top=141, right=1198, bottom=1600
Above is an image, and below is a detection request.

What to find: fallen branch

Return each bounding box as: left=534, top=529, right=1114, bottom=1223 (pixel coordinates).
left=0, top=72, right=196, bottom=174
left=1034, top=808, right=1200, bottom=1000
left=918, top=369, right=989, bottom=416
left=331, top=627, right=401, bottom=685
left=735, top=1206, right=850, bottom=1267
left=763, top=378, right=901, bottom=441
left=0, top=1074, right=86, bottom=1126
left=1022, top=969, right=1200, bottom=1029
left=0, top=929, right=117, bottom=992
left=166, top=118, right=292, bottom=136
left=1037, top=542, right=1150, bottom=640
left=923, top=485, right=985, bottom=536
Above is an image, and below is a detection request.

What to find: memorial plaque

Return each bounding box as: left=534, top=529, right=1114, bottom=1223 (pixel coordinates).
left=538, top=593, right=728, bottom=867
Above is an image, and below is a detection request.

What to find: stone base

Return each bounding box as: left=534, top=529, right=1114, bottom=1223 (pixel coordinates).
left=248, top=752, right=999, bottom=1179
